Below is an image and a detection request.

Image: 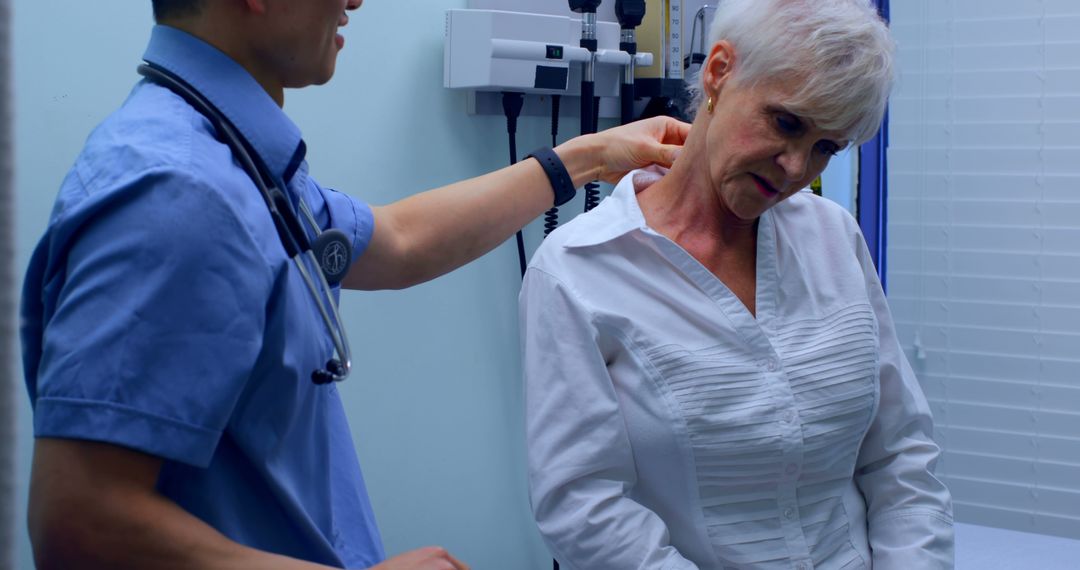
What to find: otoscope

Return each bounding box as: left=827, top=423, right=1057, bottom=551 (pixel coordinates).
left=569, top=0, right=603, bottom=211
left=615, top=0, right=647, bottom=125
left=570, top=0, right=601, bottom=134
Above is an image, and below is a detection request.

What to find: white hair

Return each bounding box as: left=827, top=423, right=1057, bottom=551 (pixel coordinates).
left=688, top=0, right=895, bottom=146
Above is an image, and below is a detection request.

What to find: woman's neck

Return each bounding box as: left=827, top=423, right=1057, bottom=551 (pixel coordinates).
left=636, top=129, right=758, bottom=252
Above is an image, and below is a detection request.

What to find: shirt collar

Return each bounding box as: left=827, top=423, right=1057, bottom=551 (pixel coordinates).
left=142, top=25, right=306, bottom=183
left=563, top=167, right=663, bottom=249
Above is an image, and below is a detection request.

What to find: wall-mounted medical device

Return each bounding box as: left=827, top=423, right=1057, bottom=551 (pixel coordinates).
left=444, top=9, right=653, bottom=118
left=445, top=1, right=715, bottom=120
left=444, top=1, right=717, bottom=283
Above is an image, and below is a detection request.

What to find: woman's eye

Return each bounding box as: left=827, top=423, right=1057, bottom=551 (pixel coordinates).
left=775, top=113, right=802, bottom=134
left=816, top=141, right=841, bottom=157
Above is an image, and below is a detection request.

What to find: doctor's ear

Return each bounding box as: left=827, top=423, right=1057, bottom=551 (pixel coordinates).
left=703, top=41, right=737, bottom=94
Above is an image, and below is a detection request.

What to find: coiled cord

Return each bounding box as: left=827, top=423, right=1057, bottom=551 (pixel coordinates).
left=583, top=181, right=600, bottom=211
left=543, top=95, right=561, bottom=237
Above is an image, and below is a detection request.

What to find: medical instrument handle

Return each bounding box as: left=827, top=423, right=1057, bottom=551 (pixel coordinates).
left=615, top=0, right=646, bottom=125
left=491, top=39, right=649, bottom=69
left=593, top=49, right=632, bottom=66
left=490, top=39, right=590, bottom=63
left=620, top=83, right=635, bottom=125
left=578, top=76, right=600, bottom=211
left=573, top=1, right=601, bottom=214
left=578, top=78, right=595, bottom=136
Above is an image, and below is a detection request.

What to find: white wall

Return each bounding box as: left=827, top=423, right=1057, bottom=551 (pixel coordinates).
left=12, top=1, right=563, bottom=568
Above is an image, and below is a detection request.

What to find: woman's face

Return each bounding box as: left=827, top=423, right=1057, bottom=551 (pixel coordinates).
left=699, top=51, right=848, bottom=222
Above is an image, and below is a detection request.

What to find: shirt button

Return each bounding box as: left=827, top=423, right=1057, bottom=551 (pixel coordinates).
left=767, top=359, right=778, bottom=372
left=783, top=411, right=796, bottom=423
left=796, top=563, right=809, bottom=570
left=786, top=463, right=798, bottom=475
left=783, top=507, right=796, bottom=520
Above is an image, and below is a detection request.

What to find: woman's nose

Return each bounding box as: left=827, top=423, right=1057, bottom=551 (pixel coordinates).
left=776, top=144, right=812, bottom=183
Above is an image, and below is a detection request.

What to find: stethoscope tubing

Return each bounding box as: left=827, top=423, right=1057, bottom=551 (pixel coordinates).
left=298, top=201, right=352, bottom=371
left=136, top=62, right=352, bottom=383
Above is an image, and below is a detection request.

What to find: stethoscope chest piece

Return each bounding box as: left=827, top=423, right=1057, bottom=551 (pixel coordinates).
left=313, top=229, right=352, bottom=286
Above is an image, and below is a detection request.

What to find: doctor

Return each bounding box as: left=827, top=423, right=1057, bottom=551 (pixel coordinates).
left=20, top=1, right=689, bottom=569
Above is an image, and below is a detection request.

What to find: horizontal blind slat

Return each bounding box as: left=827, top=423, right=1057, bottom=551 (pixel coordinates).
left=952, top=502, right=1080, bottom=540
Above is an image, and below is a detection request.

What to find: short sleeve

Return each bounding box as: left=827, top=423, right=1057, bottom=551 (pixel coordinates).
left=303, top=176, right=374, bottom=265
left=30, top=169, right=274, bottom=467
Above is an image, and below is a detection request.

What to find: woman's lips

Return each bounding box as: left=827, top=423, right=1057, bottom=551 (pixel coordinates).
left=751, top=174, right=779, bottom=198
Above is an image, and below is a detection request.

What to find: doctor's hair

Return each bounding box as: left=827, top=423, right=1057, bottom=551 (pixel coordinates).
left=152, top=0, right=204, bottom=22
left=687, top=0, right=895, bottom=146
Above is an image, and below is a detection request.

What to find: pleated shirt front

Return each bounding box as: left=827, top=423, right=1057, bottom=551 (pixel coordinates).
left=520, top=172, right=953, bottom=570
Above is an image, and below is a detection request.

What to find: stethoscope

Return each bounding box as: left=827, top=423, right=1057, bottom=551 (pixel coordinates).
left=137, top=62, right=353, bottom=385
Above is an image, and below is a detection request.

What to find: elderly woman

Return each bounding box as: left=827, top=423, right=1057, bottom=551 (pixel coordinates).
left=519, top=0, right=954, bottom=568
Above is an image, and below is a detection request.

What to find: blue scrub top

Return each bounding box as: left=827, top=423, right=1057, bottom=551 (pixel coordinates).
left=21, top=25, right=385, bottom=567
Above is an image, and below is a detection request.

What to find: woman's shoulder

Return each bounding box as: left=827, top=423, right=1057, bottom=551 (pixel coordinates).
left=773, top=191, right=863, bottom=242
left=527, top=190, right=634, bottom=275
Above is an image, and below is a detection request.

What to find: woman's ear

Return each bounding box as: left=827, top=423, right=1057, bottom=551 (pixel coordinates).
left=703, top=41, right=736, bottom=98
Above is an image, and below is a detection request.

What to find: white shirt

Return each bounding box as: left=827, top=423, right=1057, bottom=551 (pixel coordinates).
left=520, top=172, right=954, bottom=570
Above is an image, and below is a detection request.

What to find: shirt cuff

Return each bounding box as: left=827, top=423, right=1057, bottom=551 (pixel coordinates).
left=34, top=397, right=222, bottom=467
left=869, top=509, right=955, bottom=569
left=321, top=188, right=375, bottom=263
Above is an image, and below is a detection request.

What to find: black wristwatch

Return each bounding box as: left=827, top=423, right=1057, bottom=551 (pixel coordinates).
left=527, top=147, right=577, bottom=207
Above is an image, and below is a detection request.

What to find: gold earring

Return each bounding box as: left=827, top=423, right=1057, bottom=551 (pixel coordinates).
left=707, top=97, right=715, bottom=114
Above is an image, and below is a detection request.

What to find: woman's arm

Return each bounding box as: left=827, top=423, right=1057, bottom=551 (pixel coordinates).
left=344, top=117, right=688, bottom=290
left=520, top=268, right=699, bottom=570
left=851, top=232, right=955, bottom=569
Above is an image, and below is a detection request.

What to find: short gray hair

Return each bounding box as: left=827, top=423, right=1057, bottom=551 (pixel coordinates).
left=688, top=0, right=895, bottom=146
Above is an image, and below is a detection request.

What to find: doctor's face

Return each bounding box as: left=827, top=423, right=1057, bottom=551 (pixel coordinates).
left=261, top=0, right=363, bottom=88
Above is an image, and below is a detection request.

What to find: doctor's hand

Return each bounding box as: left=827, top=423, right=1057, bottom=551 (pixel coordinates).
left=367, top=546, right=469, bottom=570
left=557, top=116, right=690, bottom=185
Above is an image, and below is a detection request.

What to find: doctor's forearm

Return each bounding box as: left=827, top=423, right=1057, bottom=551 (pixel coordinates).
left=33, top=485, right=338, bottom=570
left=343, top=137, right=601, bottom=290
left=30, top=439, right=337, bottom=570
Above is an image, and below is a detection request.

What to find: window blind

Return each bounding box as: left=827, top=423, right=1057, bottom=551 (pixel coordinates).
left=888, top=0, right=1080, bottom=539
